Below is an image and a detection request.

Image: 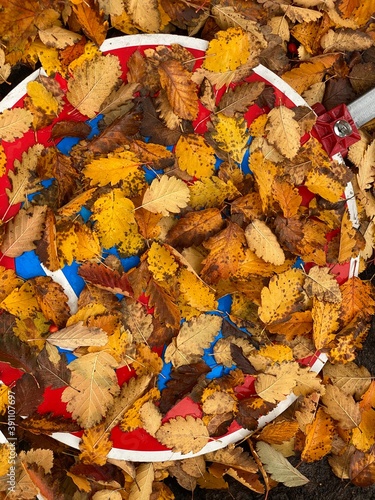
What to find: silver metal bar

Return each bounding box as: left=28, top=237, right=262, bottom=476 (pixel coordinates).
left=347, top=87, right=375, bottom=128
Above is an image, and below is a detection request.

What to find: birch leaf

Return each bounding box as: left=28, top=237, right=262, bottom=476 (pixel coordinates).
left=6, top=144, right=43, bottom=206
left=67, top=54, right=122, bottom=118
left=61, top=351, right=120, bottom=428
left=255, top=362, right=300, bottom=403
left=156, top=415, right=210, bottom=454
left=301, top=407, right=334, bottom=462
left=129, top=463, right=155, bottom=500
left=245, top=219, right=285, bottom=266
left=47, top=322, right=108, bottom=349
left=304, top=266, right=342, bottom=303
left=142, top=175, right=190, bottom=216
left=210, top=112, right=249, bottom=164
left=164, top=313, right=222, bottom=368
left=265, top=106, right=301, bottom=160
left=0, top=108, right=33, bottom=142
left=1, top=205, right=47, bottom=257
left=125, top=0, right=161, bottom=33
left=280, top=5, right=323, bottom=23
left=321, top=384, right=361, bottom=430
left=203, top=27, right=250, bottom=73
left=256, top=441, right=310, bottom=486
left=158, top=59, right=199, bottom=121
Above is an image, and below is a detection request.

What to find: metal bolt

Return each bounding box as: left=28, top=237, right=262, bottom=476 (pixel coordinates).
left=333, top=120, right=353, bottom=138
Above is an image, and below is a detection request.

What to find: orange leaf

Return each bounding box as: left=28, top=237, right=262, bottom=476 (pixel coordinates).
left=301, top=407, right=334, bottom=462
left=72, top=0, right=108, bottom=46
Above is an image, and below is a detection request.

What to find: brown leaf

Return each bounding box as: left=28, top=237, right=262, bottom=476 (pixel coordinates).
left=51, top=120, right=91, bottom=140
left=146, top=279, right=181, bottom=329
left=78, top=261, right=133, bottom=297
left=158, top=59, right=199, bottom=121
left=350, top=448, right=375, bottom=487
left=159, top=361, right=210, bottom=414
left=31, top=276, right=70, bottom=328
left=85, top=109, right=143, bottom=156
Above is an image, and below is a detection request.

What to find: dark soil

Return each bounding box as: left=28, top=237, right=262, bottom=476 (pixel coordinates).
left=2, top=58, right=375, bottom=500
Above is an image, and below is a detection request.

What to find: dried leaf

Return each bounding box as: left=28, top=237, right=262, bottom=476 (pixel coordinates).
left=62, top=351, right=120, bottom=428
left=67, top=54, right=122, bottom=118
left=1, top=205, right=47, bottom=257
left=164, top=313, right=222, bottom=367
left=256, top=441, right=310, bottom=486
left=142, top=175, right=190, bottom=216
left=156, top=415, right=210, bottom=454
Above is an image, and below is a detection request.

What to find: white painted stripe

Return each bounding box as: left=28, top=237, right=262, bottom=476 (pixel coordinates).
left=40, top=264, right=78, bottom=314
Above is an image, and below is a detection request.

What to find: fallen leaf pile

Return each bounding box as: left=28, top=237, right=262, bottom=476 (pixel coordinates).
left=0, top=0, right=375, bottom=498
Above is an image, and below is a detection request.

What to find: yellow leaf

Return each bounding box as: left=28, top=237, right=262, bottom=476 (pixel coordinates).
left=66, top=472, right=91, bottom=493
left=265, top=106, right=301, bottom=160
left=0, top=281, right=39, bottom=319
left=67, top=54, right=122, bottom=118
left=26, top=39, right=63, bottom=76
left=147, top=242, right=178, bottom=281
left=0, top=444, right=10, bottom=476
left=14, top=313, right=49, bottom=350
left=121, top=387, right=160, bottom=432
left=58, top=188, right=97, bottom=217
left=0, top=108, right=33, bottom=142
left=178, top=268, right=217, bottom=312
left=352, top=408, right=375, bottom=452
left=91, top=189, right=144, bottom=256
left=248, top=149, right=280, bottom=213
left=203, top=27, right=250, bottom=72
left=304, top=266, right=342, bottom=303
left=245, top=219, right=285, bottom=266
left=67, top=303, right=108, bottom=326
left=74, top=222, right=101, bottom=262
left=0, top=266, right=23, bottom=302
left=258, top=268, right=305, bottom=324
left=79, top=424, right=113, bottom=465
left=68, top=41, right=101, bottom=72
left=0, top=385, right=9, bottom=415
left=301, top=407, right=334, bottom=462
left=142, top=175, right=190, bottom=216
left=83, top=151, right=143, bottom=188
left=26, top=80, right=59, bottom=115
left=311, top=298, right=341, bottom=350
left=305, top=161, right=351, bottom=203
left=0, top=144, right=6, bottom=176
left=175, top=134, right=216, bottom=178
left=189, top=177, right=239, bottom=210
left=258, top=345, right=294, bottom=364
left=210, top=113, right=249, bottom=163
left=133, top=344, right=163, bottom=377
left=267, top=310, right=313, bottom=340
